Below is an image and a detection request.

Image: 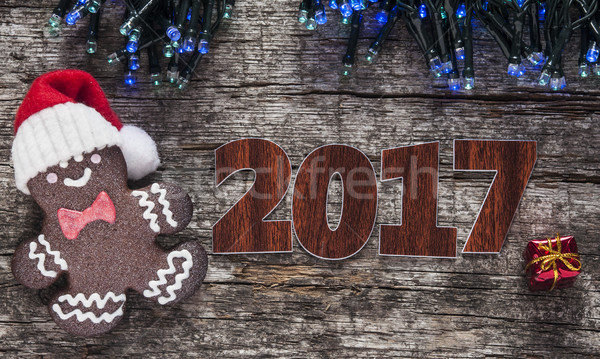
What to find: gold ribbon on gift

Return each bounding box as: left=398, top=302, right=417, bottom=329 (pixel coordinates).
left=525, top=234, right=581, bottom=291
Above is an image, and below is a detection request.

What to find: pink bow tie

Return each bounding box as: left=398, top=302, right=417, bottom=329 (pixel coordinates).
left=57, top=191, right=116, bottom=240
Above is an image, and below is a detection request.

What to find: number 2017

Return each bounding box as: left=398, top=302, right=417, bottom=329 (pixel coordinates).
left=213, top=138, right=536, bottom=260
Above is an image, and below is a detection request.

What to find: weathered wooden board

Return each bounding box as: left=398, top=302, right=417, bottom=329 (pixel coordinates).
left=0, top=0, right=599, bottom=358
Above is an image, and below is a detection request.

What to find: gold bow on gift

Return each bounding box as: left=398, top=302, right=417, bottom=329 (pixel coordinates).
left=526, top=234, right=582, bottom=291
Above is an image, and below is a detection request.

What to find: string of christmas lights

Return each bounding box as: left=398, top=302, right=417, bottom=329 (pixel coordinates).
left=47, top=0, right=235, bottom=89
left=297, top=0, right=600, bottom=91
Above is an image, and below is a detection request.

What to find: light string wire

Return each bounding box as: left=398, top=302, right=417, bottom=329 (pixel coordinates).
left=297, top=0, right=600, bottom=91
left=47, top=0, right=231, bottom=89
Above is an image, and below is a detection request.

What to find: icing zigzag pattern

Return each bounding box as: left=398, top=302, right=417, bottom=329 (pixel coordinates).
left=28, top=235, right=68, bottom=278
left=131, top=190, right=160, bottom=232
left=150, top=183, right=178, bottom=228
left=143, top=249, right=193, bottom=305
left=52, top=303, right=124, bottom=324
left=58, top=292, right=126, bottom=309
left=38, top=235, right=68, bottom=270
left=29, top=242, right=55, bottom=278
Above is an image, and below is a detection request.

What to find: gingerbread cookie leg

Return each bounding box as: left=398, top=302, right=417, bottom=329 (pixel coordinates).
left=135, top=241, right=208, bottom=306
left=12, top=235, right=68, bottom=289
left=48, top=287, right=127, bottom=337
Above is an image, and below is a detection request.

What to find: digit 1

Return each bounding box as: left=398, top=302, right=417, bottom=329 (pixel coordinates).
left=454, top=139, right=536, bottom=253
left=213, top=139, right=292, bottom=253
left=292, top=145, right=378, bottom=260
left=379, top=142, right=457, bottom=257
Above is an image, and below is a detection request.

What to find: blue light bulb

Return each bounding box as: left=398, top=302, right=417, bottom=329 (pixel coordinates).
left=586, top=42, right=599, bottom=63
left=482, top=1, right=488, bottom=10
left=375, top=10, right=388, bottom=23
left=456, top=3, right=466, bottom=18
left=329, top=0, right=338, bottom=9
left=129, top=55, right=140, bottom=70
left=549, top=76, right=566, bottom=91
left=126, top=40, right=138, bottom=53
left=339, top=3, right=353, bottom=17
left=124, top=72, right=136, bottom=85
left=463, top=77, right=474, bottom=90
left=527, top=52, right=545, bottom=66
left=440, top=61, right=453, bottom=74
left=507, top=63, right=526, bottom=77
left=429, top=57, right=442, bottom=70
left=419, top=4, right=427, bottom=18
left=86, top=0, right=101, bottom=13
left=579, top=64, right=589, bottom=78
left=538, top=70, right=551, bottom=85
left=448, top=78, right=461, bottom=91
left=166, top=26, right=181, bottom=41
left=198, top=39, right=210, bottom=54
left=182, top=36, right=196, bottom=52
left=349, top=0, right=363, bottom=11
left=187, top=8, right=192, bottom=21
left=315, top=9, right=327, bottom=25
left=538, top=3, right=546, bottom=21
left=65, top=11, right=81, bottom=25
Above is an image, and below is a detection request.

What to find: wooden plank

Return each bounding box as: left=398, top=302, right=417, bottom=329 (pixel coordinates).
left=0, top=0, right=599, bottom=358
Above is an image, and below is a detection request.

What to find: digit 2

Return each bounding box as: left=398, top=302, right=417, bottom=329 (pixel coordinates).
left=454, top=139, right=537, bottom=253
left=213, top=139, right=292, bottom=253
left=379, top=142, right=457, bottom=257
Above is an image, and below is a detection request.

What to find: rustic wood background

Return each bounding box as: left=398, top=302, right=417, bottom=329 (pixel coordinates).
left=1, top=1, right=599, bottom=358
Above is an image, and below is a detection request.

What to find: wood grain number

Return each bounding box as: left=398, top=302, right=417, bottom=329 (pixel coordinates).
left=213, top=139, right=536, bottom=259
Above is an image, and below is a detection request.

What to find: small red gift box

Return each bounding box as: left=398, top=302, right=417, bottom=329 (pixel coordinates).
left=524, top=235, right=581, bottom=291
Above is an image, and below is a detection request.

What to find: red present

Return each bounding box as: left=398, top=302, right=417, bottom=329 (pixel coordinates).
left=524, top=235, right=581, bottom=291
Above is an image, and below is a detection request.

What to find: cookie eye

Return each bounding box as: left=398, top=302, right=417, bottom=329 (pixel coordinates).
left=46, top=173, right=58, bottom=184
left=91, top=154, right=102, bottom=164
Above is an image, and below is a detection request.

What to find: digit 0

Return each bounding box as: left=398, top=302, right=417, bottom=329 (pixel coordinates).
left=292, top=145, right=378, bottom=260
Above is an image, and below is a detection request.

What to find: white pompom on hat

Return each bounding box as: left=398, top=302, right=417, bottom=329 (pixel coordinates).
left=12, top=69, right=160, bottom=194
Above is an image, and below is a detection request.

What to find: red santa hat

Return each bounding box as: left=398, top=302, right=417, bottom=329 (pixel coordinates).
left=12, top=69, right=160, bottom=194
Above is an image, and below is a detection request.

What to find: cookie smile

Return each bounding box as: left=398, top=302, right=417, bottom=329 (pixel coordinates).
left=64, top=168, right=92, bottom=187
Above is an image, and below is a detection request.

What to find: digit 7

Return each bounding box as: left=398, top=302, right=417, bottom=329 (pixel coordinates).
left=454, top=139, right=536, bottom=253
left=213, top=139, right=292, bottom=253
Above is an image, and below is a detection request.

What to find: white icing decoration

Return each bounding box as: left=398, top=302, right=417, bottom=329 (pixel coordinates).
left=150, top=183, right=178, bottom=228
left=28, top=242, right=57, bottom=278
left=52, top=303, right=124, bottom=323
left=37, top=235, right=67, bottom=270
left=59, top=161, right=69, bottom=168
left=143, top=249, right=193, bottom=305
left=131, top=190, right=160, bottom=232
left=46, top=173, right=57, bottom=184
left=74, top=154, right=84, bottom=162
left=58, top=292, right=125, bottom=309
left=27, top=235, right=67, bottom=278
left=63, top=167, right=92, bottom=187
left=91, top=154, right=101, bottom=164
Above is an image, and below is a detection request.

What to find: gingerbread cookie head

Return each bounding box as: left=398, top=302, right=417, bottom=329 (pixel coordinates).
left=11, top=70, right=208, bottom=337
left=12, top=70, right=159, bottom=196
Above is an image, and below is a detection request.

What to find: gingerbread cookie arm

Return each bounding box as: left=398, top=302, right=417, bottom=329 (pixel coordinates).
left=12, top=235, right=68, bottom=289
left=133, top=241, right=208, bottom=306
left=130, top=182, right=193, bottom=235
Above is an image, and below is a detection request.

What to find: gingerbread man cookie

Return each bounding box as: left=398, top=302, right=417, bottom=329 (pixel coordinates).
left=11, top=70, right=208, bottom=337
